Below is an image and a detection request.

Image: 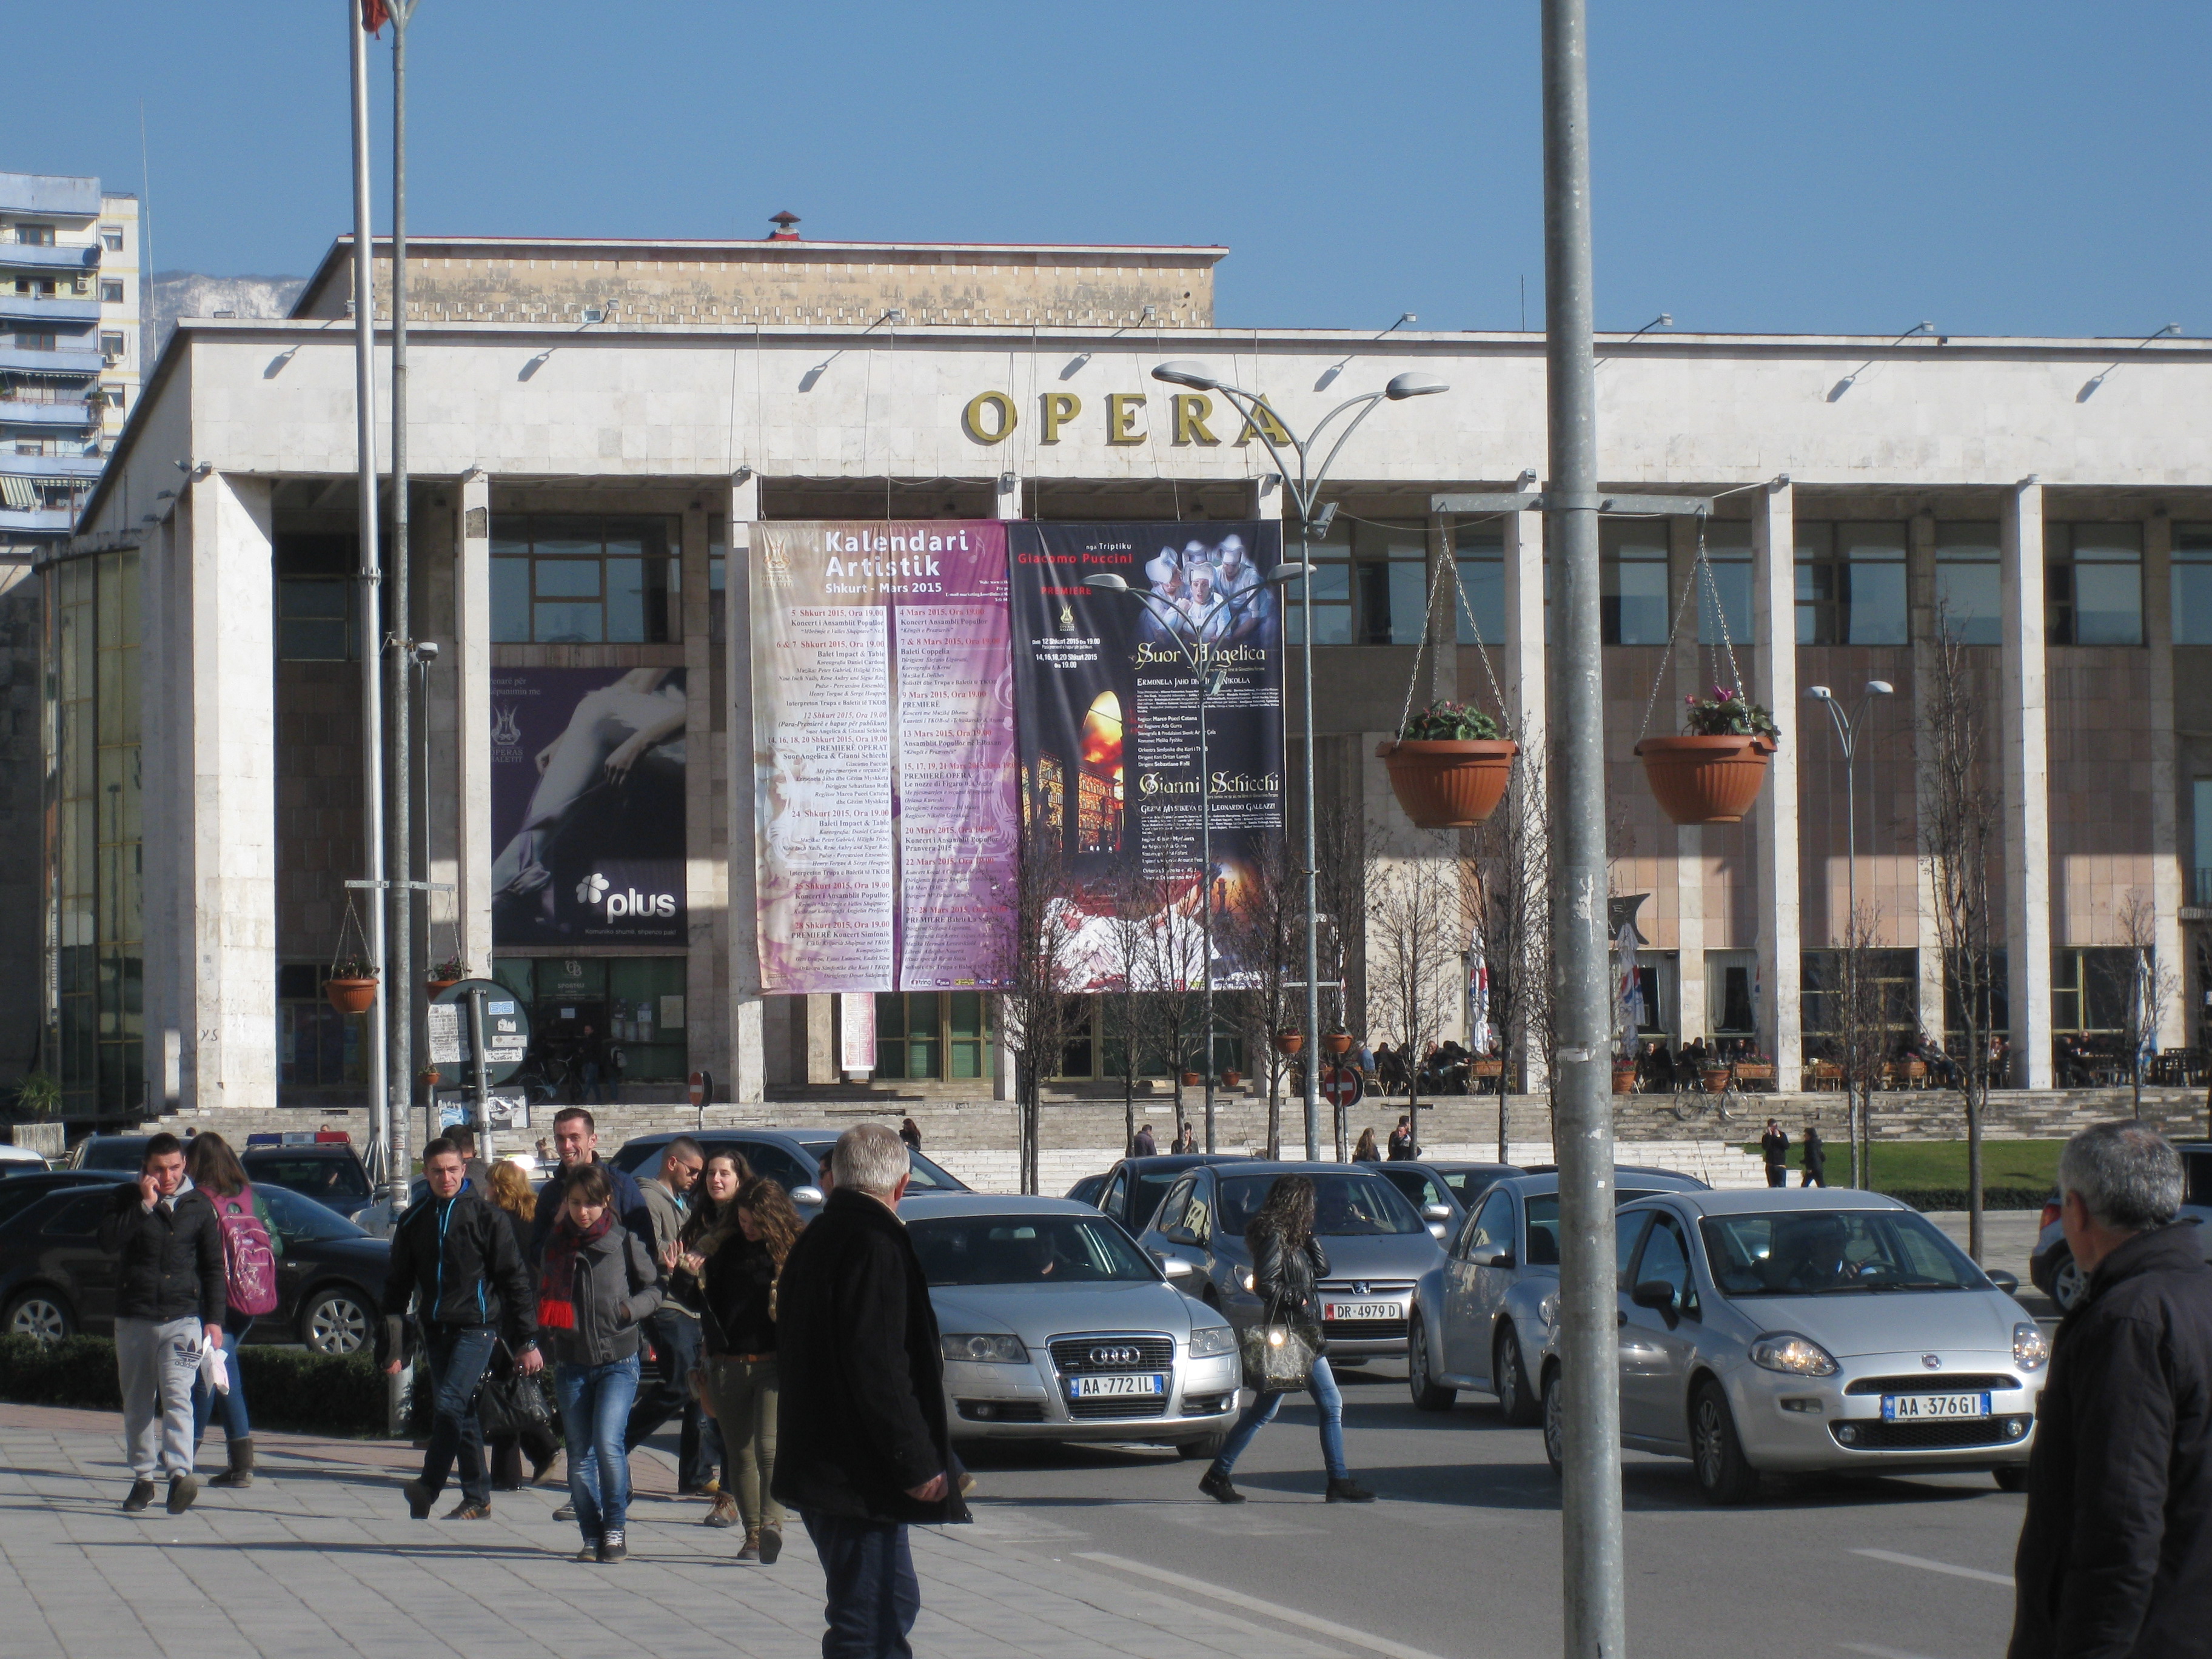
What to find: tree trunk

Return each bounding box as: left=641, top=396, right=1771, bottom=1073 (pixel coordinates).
left=1496, top=1066, right=1509, bottom=1165
left=1966, top=1083, right=1985, bottom=1263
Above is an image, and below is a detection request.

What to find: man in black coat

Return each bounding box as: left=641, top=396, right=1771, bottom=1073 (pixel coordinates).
left=380, top=1139, right=540, bottom=1520
left=98, top=1132, right=226, bottom=1515
left=1800, top=1124, right=1828, bottom=1188
left=776, top=1123, right=968, bottom=1658
left=2011, top=1122, right=2212, bottom=1658
left=1760, top=1119, right=1791, bottom=1187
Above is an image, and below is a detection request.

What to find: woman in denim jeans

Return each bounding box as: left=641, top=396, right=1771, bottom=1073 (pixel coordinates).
left=184, top=1134, right=280, bottom=1490
left=535, top=1164, right=661, bottom=1562
left=1199, top=1175, right=1375, bottom=1505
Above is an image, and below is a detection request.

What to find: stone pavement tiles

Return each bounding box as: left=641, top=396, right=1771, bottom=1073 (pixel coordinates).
left=0, top=1403, right=1363, bottom=1659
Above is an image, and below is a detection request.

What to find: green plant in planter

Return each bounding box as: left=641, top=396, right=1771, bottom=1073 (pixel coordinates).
left=12, top=1071, right=61, bottom=1120
left=1682, top=685, right=1781, bottom=743
left=1399, top=699, right=1503, bottom=742
left=328, top=956, right=378, bottom=980
left=427, top=957, right=469, bottom=983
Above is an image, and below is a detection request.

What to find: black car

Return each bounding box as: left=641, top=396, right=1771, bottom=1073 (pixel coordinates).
left=0, top=1170, right=390, bottom=1355
left=1077, top=1154, right=1251, bottom=1235
left=66, top=1134, right=153, bottom=1171
left=610, top=1127, right=968, bottom=1210
left=238, top=1143, right=378, bottom=1221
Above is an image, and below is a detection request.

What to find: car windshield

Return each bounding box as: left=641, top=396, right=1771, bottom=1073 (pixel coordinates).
left=77, top=1138, right=149, bottom=1170
left=910, top=1215, right=1158, bottom=1286
left=1217, top=1173, right=1426, bottom=1236
left=1700, top=1209, right=1988, bottom=1296
left=246, top=1155, right=370, bottom=1200
left=258, top=1184, right=370, bottom=1242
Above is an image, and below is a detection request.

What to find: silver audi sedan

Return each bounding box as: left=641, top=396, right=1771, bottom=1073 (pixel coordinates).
left=908, top=1193, right=1242, bottom=1455
left=1533, top=1188, right=2049, bottom=1503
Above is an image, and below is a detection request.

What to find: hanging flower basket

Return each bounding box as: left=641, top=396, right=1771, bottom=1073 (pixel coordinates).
left=1181, top=1071, right=1203, bottom=1088
left=1635, top=686, right=1781, bottom=825
left=1222, top=1068, right=1242, bottom=1088
left=1323, top=1032, right=1354, bottom=1057
left=424, top=977, right=461, bottom=999
left=1378, top=703, right=1517, bottom=829
left=417, top=1068, right=441, bottom=1090
left=325, top=976, right=379, bottom=1016
left=1272, top=1030, right=1305, bottom=1057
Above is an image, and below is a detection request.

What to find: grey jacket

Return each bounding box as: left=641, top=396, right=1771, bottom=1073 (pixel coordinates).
left=538, top=1221, right=664, bottom=1369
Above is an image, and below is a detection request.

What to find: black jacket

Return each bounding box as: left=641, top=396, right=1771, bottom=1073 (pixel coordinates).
left=702, top=1231, right=778, bottom=1358
left=536, top=1221, right=662, bottom=1369
left=1761, top=1130, right=1790, bottom=1167
left=1802, top=1131, right=1826, bottom=1175
left=99, top=1181, right=225, bottom=1325
left=772, top=1188, right=968, bottom=1526
left=2011, top=1224, right=2212, bottom=1659
left=379, top=1185, right=537, bottom=1363
left=529, top=1156, right=653, bottom=1266
left=1249, top=1224, right=1331, bottom=1337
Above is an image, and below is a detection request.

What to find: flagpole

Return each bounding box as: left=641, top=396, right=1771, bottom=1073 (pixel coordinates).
left=347, top=0, right=390, bottom=1198
left=389, top=0, right=417, bottom=1196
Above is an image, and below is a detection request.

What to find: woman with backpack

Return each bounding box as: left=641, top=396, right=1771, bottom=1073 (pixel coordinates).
left=1198, top=1173, right=1375, bottom=1506
left=186, top=1133, right=281, bottom=1490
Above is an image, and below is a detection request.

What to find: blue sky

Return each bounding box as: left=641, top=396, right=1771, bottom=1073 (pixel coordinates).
left=8, top=0, right=2207, bottom=337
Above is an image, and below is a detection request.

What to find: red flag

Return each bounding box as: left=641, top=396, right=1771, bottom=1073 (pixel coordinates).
left=361, top=0, right=390, bottom=34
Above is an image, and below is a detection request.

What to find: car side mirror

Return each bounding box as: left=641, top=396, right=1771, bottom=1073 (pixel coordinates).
left=791, top=1185, right=824, bottom=1206
left=1422, top=1204, right=1452, bottom=1222
left=1472, top=1247, right=1515, bottom=1270
left=1987, top=1269, right=2020, bottom=1295
left=1157, top=1255, right=1194, bottom=1279
left=1631, top=1279, right=1678, bottom=1320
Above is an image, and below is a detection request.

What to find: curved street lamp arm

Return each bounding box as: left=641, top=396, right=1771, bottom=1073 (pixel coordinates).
left=1196, top=381, right=1312, bottom=514
left=1310, top=394, right=1393, bottom=494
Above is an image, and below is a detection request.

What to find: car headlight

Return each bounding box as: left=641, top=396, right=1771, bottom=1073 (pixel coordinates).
left=1240, top=1271, right=1255, bottom=1293
left=1187, top=1324, right=1238, bottom=1359
left=1537, top=1292, right=1559, bottom=1330
left=940, top=1333, right=1028, bottom=1364
left=1749, top=1332, right=1840, bottom=1376
left=2013, top=1321, right=2049, bottom=1372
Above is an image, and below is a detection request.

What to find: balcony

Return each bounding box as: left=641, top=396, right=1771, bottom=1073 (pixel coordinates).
left=0, top=451, right=103, bottom=481
left=0, top=292, right=100, bottom=327
left=0, top=243, right=99, bottom=277
left=0, top=344, right=104, bottom=377
left=0, top=505, right=74, bottom=534
left=0, top=398, right=98, bottom=431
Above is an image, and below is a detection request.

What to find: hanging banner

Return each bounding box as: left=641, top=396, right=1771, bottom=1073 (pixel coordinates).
left=751, top=520, right=1018, bottom=993
left=490, top=668, right=688, bottom=945
left=1008, top=521, right=1286, bottom=989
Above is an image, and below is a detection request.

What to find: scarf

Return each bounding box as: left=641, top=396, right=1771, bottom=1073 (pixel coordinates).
left=536, top=1208, right=613, bottom=1331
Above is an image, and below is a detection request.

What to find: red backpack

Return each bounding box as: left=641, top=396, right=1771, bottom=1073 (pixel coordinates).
left=215, top=1185, right=280, bottom=1316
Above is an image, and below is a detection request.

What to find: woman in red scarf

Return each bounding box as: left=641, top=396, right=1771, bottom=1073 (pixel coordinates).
left=536, top=1164, right=661, bottom=1563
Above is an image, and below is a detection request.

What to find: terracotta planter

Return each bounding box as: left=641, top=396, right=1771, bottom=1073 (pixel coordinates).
left=1632, top=734, right=1777, bottom=825
left=424, top=977, right=461, bottom=999
left=417, top=1069, right=441, bottom=1089
left=1323, top=1033, right=1353, bottom=1056
left=1701, top=1067, right=1731, bottom=1093
left=1222, top=1069, right=1242, bottom=1088
left=1612, top=1064, right=1637, bottom=1096
left=1181, top=1071, right=1202, bottom=1088
left=1272, top=1030, right=1305, bottom=1057
left=324, top=977, right=379, bottom=1016
left=1376, top=737, right=1519, bottom=828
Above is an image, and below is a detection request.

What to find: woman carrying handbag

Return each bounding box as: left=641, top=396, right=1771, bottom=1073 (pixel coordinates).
left=1199, top=1175, right=1375, bottom=1505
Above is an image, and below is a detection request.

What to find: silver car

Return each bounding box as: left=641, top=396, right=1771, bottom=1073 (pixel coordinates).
left=1407, top=1167, right=1711, bottom=1424
left=908, top=1193, right=1242, bottom=1455
left=1534, top=1188, right=2049, bottom=1503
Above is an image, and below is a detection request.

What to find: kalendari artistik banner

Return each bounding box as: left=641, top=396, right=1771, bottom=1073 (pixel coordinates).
left=751, top=521, right=1019, bottom=993
left=490, top=668, right=688, bottom=945
left=1008, top=521, right=1286, bottom=989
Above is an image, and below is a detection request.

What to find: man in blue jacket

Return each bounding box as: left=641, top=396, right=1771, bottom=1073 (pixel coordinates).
left=528, top=1107, right=652, bottom=1262
left=380, top=1139, right=539, bottom=1520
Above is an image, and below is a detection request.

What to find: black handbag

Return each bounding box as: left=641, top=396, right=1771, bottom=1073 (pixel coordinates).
left=477, top=1362, right=555, bottom=1438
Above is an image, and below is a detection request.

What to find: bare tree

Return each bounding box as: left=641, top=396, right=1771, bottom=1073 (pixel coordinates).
left=1921, top=606, right=2002, bottom=1260
left=1364, top=836, right=1463, bottom=1161
left=993, top=828, right=1085, bottom=1195
left=1469, top=746, right=1553, bottom=1163
left=1825, top=902, right=1900, bottom=1189
left=2116, top=889, right=2184, bottom=1121
left=1224, top=833, right=1300, bottom=1157
left=1097, top=866, right=1171, bottom=1156
left=1137, top=882, right=1209, bottom=1141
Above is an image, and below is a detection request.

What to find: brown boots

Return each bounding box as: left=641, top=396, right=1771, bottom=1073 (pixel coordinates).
left=208, top=1438, right=254, bottom=1489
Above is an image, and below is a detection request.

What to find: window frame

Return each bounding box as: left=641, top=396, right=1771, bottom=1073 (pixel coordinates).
left=2171, top=526, right=2212, bottom=646
left=2046, top=522, right=2143, bottom=646
left=1795, top=520, right=1909, bottom=646
left=1599, top=520, right=1670, bottom=646
left=489, top=513, right=682, bottom=646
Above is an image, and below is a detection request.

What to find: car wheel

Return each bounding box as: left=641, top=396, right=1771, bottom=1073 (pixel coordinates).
left=1691, top=1379, right=1760, bottom=1505
left=1407, top=1315, right=1456, bottom=1412
left=3, top=1289, right=73, bottom=1345
left=1993, top=1466, right=2029, bottom=1493
left=1540, top=1366, right=1565, bottom=1473
left=1176, top=1433, right=1226, bottom=1460
left=1495, top=1326, right=1539, bottom=1427
left=301, top=1286, right=374, bottom=1356
left=2049, top=1248, right=2086, bottom=1313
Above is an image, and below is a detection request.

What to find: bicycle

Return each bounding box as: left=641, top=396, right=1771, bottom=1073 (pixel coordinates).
left=1667, top=1062, right=1742, bottom=1125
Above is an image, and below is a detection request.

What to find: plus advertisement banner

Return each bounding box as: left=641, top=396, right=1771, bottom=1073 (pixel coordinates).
left=1008, top=521, right=1287, bottom=990
left=750, top=521, right=1019, bottom=993
left=491, top=668, right=688, bottom=945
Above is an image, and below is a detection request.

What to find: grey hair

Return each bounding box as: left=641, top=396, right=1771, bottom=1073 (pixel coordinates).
left=2058, top=1122, right=2183, bottom=1232
left=833, top=1123, right=910, bottom=1197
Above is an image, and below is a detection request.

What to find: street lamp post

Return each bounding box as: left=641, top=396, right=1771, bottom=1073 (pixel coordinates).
left=1806, top=680, right=1893, bottom=1188
left=1085, top=567, right=1308, bottom=1153
left=1146, top=360, right=1447, bottom=1158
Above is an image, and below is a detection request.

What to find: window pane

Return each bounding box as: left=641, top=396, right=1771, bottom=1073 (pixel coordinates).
left=1454, top=529, right=1505, bottom=645
left=534, top=602, right=602, bottom=643
left=283, top=580, right=349, bottom=620
left=1604, top=554, right=1669, bottom=645
left=1697, top=521, right=1754, bottom=646
left=1844, top=558, right=1908, bottom=644
left=492, top=558, right=530, bottom=642
left=1386, top=559, right=1427, bottom=645
left=2074, top=563, right=2142, bottom=645
left=2173, top=537, right=2212, bottom=645
left=531, top=518, right=601, bottom=559
left=605, top=557, right=645, bottom=642
left=534, top=560, right=601, bottom=598
left=280, top=620, right=349, bottom=661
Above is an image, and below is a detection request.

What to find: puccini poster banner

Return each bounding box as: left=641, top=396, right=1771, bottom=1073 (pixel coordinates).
left=490, top=668, right=688, bottom=946
left=751, top=520, right=1019, bottom=993
left=1008, top=521, right=1287, bottom=990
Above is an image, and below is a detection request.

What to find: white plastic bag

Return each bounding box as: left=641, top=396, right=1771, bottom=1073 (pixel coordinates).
left=198, top=1338, right=229, bottom=1395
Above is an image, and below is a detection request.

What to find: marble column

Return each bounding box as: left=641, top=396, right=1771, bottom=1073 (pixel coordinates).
left=2145, top=513, right=2189, bottom=1042
left=1503, top=497, right=1547, bottom=1085
left=451, top=470, right=494, bottom=976
left=1906, top=511, right=1949, bottom=1039
left=1751, top=481, right=1802, bottom=1082
left=1668, top=515, right=1706, bottom=1044
left=681, top=496, right=726, bottom=1096
left=2001, top=481, right=2055, bottom=1088
left=724, top=472, right=766, bottom=1102
left=991, top=470, right=1020, bottom=1102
